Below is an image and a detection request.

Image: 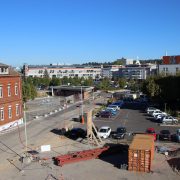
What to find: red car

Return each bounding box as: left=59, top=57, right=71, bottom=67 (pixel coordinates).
left=146, top=128, right=157, bottom=141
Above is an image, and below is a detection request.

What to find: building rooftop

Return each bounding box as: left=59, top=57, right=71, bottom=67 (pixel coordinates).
left=0, top=63, right=9, bottom=67
left=52, top=85, right=94, bottom=92
left=0, top=62, right=21, bottom=76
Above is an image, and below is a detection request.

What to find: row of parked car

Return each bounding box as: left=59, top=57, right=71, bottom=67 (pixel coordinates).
left=62, top=126, right=127, bottom=140
left=63, top=125, right=180, bottom=143
left=133, top=127, right=180, bottom=142
left=146, top=107, right=179, bottom=124
left=95, top=100, right=124, bottom=118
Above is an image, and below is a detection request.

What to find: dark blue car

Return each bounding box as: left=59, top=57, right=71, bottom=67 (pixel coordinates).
left=112, top=101, right=124, bottom=108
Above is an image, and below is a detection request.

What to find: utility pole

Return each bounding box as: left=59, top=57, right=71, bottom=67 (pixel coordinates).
left=81, top=86, right=84, bottom=124
left=165, top=103, right=167, bottom=113
left=23, top=103, right=28, bottom=152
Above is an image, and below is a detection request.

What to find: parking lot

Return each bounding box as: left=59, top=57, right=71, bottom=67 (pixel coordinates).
left=93, top=101, right=179, bottom=141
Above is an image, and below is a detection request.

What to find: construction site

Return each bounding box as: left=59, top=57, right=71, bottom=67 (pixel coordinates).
left=0, top=95, right=179, bottom=180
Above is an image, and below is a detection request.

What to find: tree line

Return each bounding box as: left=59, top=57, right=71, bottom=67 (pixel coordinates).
left=142, top=74, right=180, bottom=112
left=22, top=75, right=94, bottom=102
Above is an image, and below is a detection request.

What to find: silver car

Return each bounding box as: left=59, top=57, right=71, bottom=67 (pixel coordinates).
left=161, top=116, right=178, bottom=124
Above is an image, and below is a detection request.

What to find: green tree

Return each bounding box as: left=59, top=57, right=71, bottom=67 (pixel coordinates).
left=22, top=77, right=38, bottom=102
left=62, top=76, right=69, bottom=85
left=118, top=78, right=126, bottom=88
left=98, top=78, right=110, bottom=90
left=50, top=77, right=61, bottom=86
left=43, top=69, right=49, bottom=78
left=32, top=77, right=40, bottom=87
left=84, top=77, right=94, bottom=86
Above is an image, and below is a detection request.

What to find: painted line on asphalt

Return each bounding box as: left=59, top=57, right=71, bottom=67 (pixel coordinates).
left=159, top=124, right=180, bottom=127
left=93, top=119, right=114, bottom=123
left=122, top=112, right=129, bottom=126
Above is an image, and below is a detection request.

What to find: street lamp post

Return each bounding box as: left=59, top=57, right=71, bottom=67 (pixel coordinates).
left=165, top=103, right=167, bottom=113
left=23, top=103, right=28, bottom=152
left=81, top=85, right=84, bottom=124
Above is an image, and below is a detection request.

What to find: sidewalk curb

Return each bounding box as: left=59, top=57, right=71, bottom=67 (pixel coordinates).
left=159, top=124, right=180, bottom=127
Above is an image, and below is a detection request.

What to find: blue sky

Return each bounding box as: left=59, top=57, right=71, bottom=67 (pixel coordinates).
left=0, top=0, right=180, bottom=66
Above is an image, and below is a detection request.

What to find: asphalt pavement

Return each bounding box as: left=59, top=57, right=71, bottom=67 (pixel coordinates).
left=93, top=102, right=179, bottom=137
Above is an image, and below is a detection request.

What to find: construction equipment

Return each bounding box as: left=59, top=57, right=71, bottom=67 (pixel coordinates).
left=54, top=146, right=109, bottom=166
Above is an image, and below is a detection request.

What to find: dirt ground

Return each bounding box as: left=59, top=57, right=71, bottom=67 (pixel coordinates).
left=1, top=131, right=179, bottom=180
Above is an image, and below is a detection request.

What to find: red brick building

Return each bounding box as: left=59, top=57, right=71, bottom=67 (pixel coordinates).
left=0, top=63, right=23, bottom=131
left=163, top=55, right=180, bottom=64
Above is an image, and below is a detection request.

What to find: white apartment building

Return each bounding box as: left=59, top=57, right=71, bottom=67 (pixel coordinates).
left=102, top=65, right=123, bottom=78
left=23, top=64, right=102, bottom=80
left=113, top=64, right=157, bottom=80
left=159, top=64, right=180, bottom=75
left=158, top=55, right=180, bottom=75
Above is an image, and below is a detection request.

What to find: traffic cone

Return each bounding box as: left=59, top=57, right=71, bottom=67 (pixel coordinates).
left=81, top=115, right=85, bottom=124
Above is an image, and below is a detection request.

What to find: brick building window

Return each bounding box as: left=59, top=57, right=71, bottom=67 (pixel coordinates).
left=8, top=106, right=12, bottom=118
left=0, top=108, right=4, bottom=121
left=8, top=84, right=11, bottom=96
left=15, top=84, right=18, bottom=95
left=16, top=104, right=19, bottom=116
left=0, top=86, right=3, bottom=98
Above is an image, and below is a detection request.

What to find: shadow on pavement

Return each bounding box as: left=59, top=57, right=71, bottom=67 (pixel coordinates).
left=167, top=157, right=180, bottom=172
left=50, top=128, right=66, bottom=136
left=123, top=103, right=146, bottom=111
left=99, top=143, right=129, bottom=169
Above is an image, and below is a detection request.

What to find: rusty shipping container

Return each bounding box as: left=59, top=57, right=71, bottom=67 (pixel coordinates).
left=128, top=135, right=154, bottom=173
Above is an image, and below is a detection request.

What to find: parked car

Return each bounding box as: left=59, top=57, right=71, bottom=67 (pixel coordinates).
left=66, top=128, right=86, bottom=140
left=152, top=110, right=167, bottom=117
left=146, top=107, right=160, bottom=114
left=160, top=116, right=178, bottom=124
left=171, top=129, right=180, bottom=142
left=111, top=101, right=124, bottom=108
left=106, top=107, right=117, bottom=112
left=146, top=128, right=157, bottom=140
left=154, top=114, right=166, bottom=121
left=103, top=109, right=117, bottom=116
left=100, top=111, right=112, bottom=118
left=108, top=105, right=120, bottom=110
left=95, top=112, right=100, bottom=117
left=111, top=127, right=126, bottom=139
left=158, top=130, right=171, bottom=141
left=175, top=129, right=180, bottom=143
left=97, top=126, right=111, bottom=139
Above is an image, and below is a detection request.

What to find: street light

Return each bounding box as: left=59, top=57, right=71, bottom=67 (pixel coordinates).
left=23, top=103, right=28, bottom=152
left=165, top=103, right=167, bottom=113
left=81, top=84, right=84, bottom=124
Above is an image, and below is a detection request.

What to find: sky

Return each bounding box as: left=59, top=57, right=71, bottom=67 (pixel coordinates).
left=0, top=0, right=180, bottom=66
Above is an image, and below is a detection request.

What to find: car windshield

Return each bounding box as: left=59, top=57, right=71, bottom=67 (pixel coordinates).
left=161, top=130, right=170, bottom=134
left=117, top=128, right=125, bottom=133
left=148, top=107, right=156, bottom=110
left=99, top=129, right=107, bottom=133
